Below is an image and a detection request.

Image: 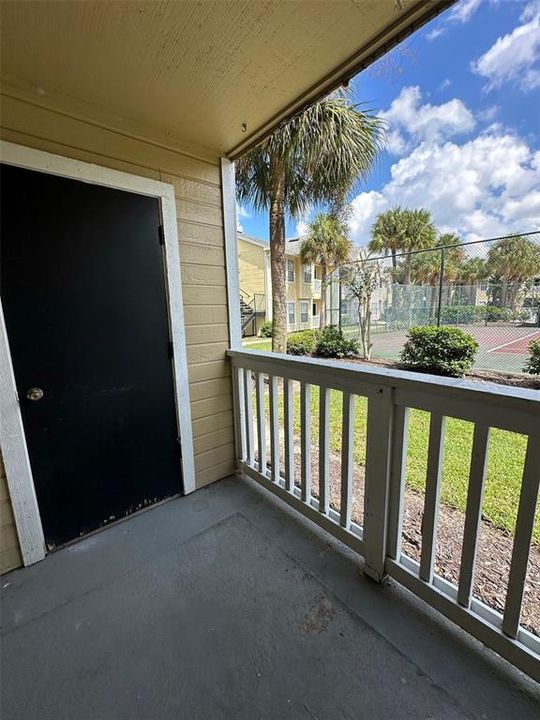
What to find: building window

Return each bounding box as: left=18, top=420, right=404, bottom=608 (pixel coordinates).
left=312, top=303, right=317, bottom=316
left=300, top=301, right=309, bottom=323
left=287, top=260, right=295, bottom=282
left=288, top=302, right=296, bottom=325
left=340, top=300, right=349, bottom=315
left=303, top=263, right=312, bottom=283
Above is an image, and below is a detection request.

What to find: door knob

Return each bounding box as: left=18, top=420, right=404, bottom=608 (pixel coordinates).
left=26, top=387, right=44, bottom=401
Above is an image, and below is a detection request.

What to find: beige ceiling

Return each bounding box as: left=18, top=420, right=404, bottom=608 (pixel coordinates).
left=0, top=1, right=453, bottom=158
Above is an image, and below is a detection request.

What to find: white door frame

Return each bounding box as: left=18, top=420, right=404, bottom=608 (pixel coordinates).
left=0, top=140, right=195, bottom=567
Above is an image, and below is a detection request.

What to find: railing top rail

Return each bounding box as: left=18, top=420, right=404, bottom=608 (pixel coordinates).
left=227, top=350, right=539, bottom=434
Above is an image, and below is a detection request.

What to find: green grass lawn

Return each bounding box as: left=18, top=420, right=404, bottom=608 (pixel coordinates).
left=269, top=387, right=537, bottom=542
left=242, top=338, right=272, bottom=351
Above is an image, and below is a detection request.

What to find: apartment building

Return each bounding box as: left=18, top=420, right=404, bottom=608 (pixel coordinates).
left=237, top=233, right=323, bottom=334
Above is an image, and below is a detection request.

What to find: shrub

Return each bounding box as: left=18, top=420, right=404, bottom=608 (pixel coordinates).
left=314, top=325, right=359, bottom=359
left=440, top=305, right=485, bottom=325
left=287, top=329, right=320, bottom=356
left=523, top=339, right=540, bottom=375
left=259, top=321, right=273, bottom=337
left=400, top=326, right=478, bottom=378
left=484, top=305, right=510, bottom=323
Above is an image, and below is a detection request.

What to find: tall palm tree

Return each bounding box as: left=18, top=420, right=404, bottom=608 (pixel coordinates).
left=400, top=209, right=437, bottom=284
left=368, top=206, right=403, bottom=270
left=236, top=93, right=384, bottom=352
left=300, top=212, right=352, bottom=329
left=368, top=207, right=436, bottom=284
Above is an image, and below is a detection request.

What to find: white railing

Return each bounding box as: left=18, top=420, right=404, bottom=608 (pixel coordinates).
left=228, top=349, right=540, bottom=681
left=313, top=279, right=322, bottom=295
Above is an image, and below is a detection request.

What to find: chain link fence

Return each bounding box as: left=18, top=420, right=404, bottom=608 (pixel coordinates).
left=326, top=231, right=540, bottom=374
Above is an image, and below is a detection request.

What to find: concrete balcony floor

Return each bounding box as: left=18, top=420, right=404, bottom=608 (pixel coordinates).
left=1, top=475, right=538, bottom=719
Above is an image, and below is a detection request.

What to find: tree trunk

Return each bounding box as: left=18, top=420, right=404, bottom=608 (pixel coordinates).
left=319, top=264, right=327, bottom=330
left=269, top=161, right=287, bottom=353
left=501, top=277, right=508, bottom=310
left=391, top=248, right=397, bottom=270
left=404, top=254, right=412, bottom=285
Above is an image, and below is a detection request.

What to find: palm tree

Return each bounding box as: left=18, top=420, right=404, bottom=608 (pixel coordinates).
left=300, top=212, right=352, bottom=329
left=409, top=234, right=464, bottom=319
left=487, top=235, right=540, bottom=309
left=456, top=256, right=488, bottom=305
left=400, top=209, right=437, bottom=284
left=368, top=207, right=436, bottom=284
left=368, top=206, right=403, bottom=270
left=236, top=93, right=384, bottom=352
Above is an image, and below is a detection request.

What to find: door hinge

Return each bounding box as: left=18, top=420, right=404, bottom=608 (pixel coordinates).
left=168, top=340, right=174, bottom=359
left=158, top=225, right=165, bottom=245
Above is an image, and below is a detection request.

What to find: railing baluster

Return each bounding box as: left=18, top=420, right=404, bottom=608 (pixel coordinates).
left=387, top=405, right=410, bottom=560
left=300, top=383, right=311, bottom=502
left=232, top=366, right=246, bottom=462
left=243, top=369, right=254, bottom=466
left=255, top=371, right=267, bottom=475
left=340, top=392, right=354, bottom=528
left=502, top=437, right=540, bottom=638
left=319, top=386, right=330, bottom=515
left=284, top=378, right=294, bottom=492
left=457, top=424, right=490, bottom=608
left=363, top=387, right=394, bottom=582
left=419, top=413, right=446, bottom=583
left=269, top=375, right=280, bottom=482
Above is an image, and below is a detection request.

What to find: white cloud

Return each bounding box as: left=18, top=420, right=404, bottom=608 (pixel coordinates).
left=380, top=86, right=475, bottom=154
left=236, top=203, right=251, bottom=232
left=472, top=1, right=540, bottom=92
left=426, top=26, right=444, bottom=41
left=295, top=220, right=309, bottom=237
left=236, top=203, right=251, bottom=219
left=438, top=78, right=451, bottom=91
left=347, top=131, right=540, bottom=245
left=426, top=0, right=484, bottom=41
left=449, top=0, right=484, bottom=23
left=477, top=105, right=499, bottom=122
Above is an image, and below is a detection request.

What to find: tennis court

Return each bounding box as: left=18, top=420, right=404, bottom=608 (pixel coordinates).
left=368, top=325, right=540, bottom=374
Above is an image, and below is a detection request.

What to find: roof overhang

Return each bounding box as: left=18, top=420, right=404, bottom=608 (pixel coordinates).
left=0, top=1, right=455, bottom=160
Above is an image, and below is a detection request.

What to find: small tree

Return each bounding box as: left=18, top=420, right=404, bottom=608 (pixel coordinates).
left=344, top=250, right=383, bottom=359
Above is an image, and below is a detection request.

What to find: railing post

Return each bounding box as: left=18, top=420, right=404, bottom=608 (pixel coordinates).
left=363, top=385, right=394, bottom=582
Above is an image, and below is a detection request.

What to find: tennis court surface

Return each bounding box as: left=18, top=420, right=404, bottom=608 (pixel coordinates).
left=369, top=325, right=540, bottom=374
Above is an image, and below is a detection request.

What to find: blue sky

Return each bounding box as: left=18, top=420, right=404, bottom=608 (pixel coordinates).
left=237, top=0, right=540, bottom=245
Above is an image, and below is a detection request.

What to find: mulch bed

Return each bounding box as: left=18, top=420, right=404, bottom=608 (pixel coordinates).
left=342, top=356, right=540, bottom=390
left=285, top=444, right=539, bottom=636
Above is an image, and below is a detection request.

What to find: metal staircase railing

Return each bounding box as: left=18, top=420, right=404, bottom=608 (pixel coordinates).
left=240, top=291, right=256, bottom=336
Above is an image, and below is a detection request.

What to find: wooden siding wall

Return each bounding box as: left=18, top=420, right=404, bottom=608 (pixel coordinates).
left=238, top=239, right=265, bottom=298
left=0, top=94, right=236, bottom=571
left=0, top=454, right=22, bottom=573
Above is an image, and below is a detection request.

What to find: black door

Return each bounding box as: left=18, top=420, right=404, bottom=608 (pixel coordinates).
left=1, top=164, right=182, bottom=548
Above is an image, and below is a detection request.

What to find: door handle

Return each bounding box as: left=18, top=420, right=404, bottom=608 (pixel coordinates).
left=26, top=387, right=44, bottom=401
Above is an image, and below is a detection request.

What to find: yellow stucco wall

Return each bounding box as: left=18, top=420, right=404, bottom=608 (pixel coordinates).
left=0, top=92, right=236, bottom=572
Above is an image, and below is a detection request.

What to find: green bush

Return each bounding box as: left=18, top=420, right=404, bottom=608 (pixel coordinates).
left=523, top=339, right=540, bottom=375
left=287, top=329, right=320, bottom=356
left=400, top=326, right=478, bottom=377
left=484, top=305, right=510, bottom=323
left=440, top=305, right=485, bottom=325
left=314, top=325, right=359, bottom=359
left=259, top=321, right=273, bottom=338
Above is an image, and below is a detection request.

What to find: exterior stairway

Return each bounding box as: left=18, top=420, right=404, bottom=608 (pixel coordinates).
left=240, top=295, right=256, bottom=336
